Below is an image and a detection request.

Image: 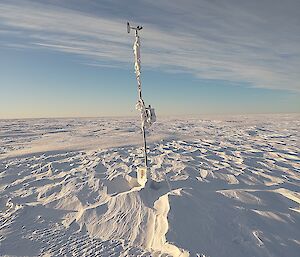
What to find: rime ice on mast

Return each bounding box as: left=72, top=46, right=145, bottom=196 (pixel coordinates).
left=127, top=22, right=156, bottom=185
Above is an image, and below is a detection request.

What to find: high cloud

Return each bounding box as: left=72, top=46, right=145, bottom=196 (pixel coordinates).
left=0, top=0, right=300, bottom=91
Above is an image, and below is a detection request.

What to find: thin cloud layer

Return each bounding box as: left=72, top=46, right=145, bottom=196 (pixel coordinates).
left=0, top=0, right=299, bottom=91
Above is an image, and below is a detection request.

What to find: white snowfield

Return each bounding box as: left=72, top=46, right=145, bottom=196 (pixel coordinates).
left=0, top=114, right=299, bottom=257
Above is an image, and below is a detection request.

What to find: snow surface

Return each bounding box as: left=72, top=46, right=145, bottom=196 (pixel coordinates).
left=0, top=114, right=299, bottom=256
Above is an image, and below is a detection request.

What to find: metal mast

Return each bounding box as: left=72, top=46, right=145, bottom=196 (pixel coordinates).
left=127, top=22, right=156, bottom=172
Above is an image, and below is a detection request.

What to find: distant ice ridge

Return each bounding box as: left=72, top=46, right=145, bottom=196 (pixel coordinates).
left=0, top=114, right=299, bottom=256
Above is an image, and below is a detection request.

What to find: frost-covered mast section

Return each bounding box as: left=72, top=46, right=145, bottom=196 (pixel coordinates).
left=127, top=22, right=156, bottom=182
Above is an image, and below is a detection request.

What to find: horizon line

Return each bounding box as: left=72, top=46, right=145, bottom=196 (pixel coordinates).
left=1, top=111, right=299, bottom=121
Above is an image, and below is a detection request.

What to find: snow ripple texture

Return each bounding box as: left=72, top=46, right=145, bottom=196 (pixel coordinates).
left=0, top=114, right=299, bottom=257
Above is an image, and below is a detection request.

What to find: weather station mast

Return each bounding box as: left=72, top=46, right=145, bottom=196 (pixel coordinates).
left=127, top=22, right=156, bottom=186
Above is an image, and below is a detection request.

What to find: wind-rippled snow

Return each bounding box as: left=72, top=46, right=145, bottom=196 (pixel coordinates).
left=0, top=114, right=299, bottom=256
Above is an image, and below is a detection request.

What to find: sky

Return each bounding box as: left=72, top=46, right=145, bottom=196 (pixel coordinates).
left=0, top=0, right=299, bottom=118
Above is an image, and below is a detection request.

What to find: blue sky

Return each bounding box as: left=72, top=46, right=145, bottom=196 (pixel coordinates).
left=0, top=0, right=299, bottom=118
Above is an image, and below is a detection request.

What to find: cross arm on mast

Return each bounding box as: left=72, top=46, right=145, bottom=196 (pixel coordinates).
left=127, top=22, right=143, bottom=35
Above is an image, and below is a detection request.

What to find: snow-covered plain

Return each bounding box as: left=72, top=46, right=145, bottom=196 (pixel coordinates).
left=0, top=114, right=299, bottom=257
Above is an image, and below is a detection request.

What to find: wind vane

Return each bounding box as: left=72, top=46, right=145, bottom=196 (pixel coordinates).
left=127, top=22, right=156, bottom=186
